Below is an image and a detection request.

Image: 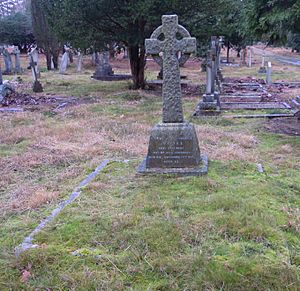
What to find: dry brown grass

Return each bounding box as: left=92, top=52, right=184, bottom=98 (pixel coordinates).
left=197, top=125, right=258, bottom=162
left=10, top=187, right=59, bottom=210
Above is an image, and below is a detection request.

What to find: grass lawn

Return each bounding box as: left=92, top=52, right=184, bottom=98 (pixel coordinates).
left=0, top=53, right=299, bottom=290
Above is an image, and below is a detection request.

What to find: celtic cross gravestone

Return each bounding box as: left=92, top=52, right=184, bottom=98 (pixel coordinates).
left=138, top=15, right=208, bottom=176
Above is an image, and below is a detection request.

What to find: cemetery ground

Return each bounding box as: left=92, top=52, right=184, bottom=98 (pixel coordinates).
left=0, top=49, right=300, bottom=289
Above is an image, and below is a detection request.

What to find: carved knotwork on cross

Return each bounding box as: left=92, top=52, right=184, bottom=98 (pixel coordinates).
left=145, top=15, right=196, bottom=123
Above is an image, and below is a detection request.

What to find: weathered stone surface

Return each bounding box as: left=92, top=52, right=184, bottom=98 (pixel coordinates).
left=145, top=123, right=201, bottom=168
left=145, top=15, right=196, bottom=123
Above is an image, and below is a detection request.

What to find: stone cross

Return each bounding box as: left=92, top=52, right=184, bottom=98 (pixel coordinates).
left=28, top=47, right=40, bottom=77
left=145, top=15, right=196, bottom=123
left=29, top=54, right=43, bottom=92
left=29, top=55, right=38, bottom=82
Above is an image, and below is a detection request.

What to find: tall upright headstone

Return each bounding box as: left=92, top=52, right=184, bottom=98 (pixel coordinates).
left=138, top=15, right=208, bottom=176
left=266, top=62, right=272, bottom=85
left=3, top=48, right=12, bottom=74
left=59, top=50, right=69, bottom=74
left=248, top=47, right=252, bottom=67
left=76, top=51, right=83, bottom=72
left=193, top=49, right=220, bottom=116
left=13, top=46, right=21, bottom=74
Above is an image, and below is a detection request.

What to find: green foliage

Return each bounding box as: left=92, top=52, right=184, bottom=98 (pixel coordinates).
left=0, top=11, right=33, bottom=47
left=245, top=0, right=300, bottom=44
left=287, top=32, right=300, bottom=52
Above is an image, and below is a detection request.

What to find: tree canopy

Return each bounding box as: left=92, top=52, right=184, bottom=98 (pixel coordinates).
left=0, top=11, right=33, bottom=48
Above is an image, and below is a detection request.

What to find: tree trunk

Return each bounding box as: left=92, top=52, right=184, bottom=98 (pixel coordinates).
left=128, top=45, right=145, bottom=89
left=45, top=51, right=52, bottom=70
left=226, top=41, right=230, bottom=63
left=52, top=51, right=59, bottom=69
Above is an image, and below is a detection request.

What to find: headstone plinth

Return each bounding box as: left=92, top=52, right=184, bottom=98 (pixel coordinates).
left=138, top=123, right=208, bottom=176
left=138, top=15, right=208, bottom=176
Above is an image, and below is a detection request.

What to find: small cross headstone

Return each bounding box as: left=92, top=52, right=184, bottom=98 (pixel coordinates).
left=28, top=47, right=40, bottom=77
left=138, top=15, right=208, bottom=176
left=30, top=55, right=43, bottom=92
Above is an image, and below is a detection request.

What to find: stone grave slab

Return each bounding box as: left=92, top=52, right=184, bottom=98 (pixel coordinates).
left=221, top=102, right=291, bottom=110
left=220, top=96, right=262, bottom=103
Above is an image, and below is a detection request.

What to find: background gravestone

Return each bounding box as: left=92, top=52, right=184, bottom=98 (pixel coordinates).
left=92, top=51, right=131, bottom=81
left=29, top=54, right=43, bottom=93
left=13, top=46, right=22, bottom=74
left=28, top=47, right=40, bottom=78
left=59, top=50, right=69, bottom=74
left=138, top=15, right=208, bottom=176
left=3, top=48, right=12, bottom=74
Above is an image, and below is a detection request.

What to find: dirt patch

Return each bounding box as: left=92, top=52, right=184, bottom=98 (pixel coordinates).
left=223, top=77, right=266, bottom=84
left=264, top=117, right=300, bottom=136
left=0, top=92, right=95, bottom=111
